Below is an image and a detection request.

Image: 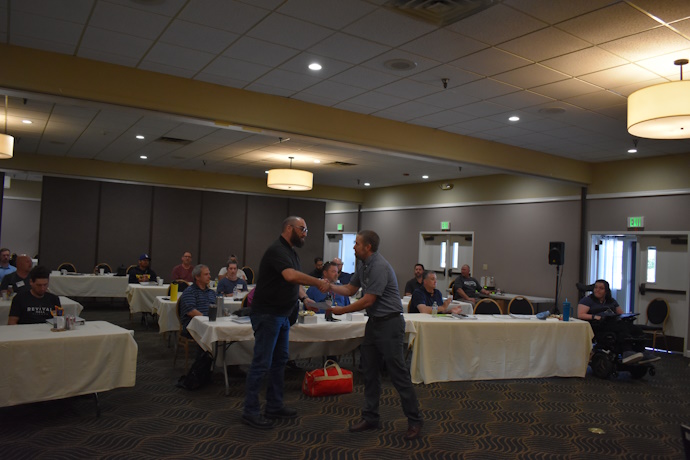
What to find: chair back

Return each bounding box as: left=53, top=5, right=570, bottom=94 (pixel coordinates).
left=646, top=298, right=669, bottom=326
left=474, top=298, right=501, bottom=315
left=57, top=262, right=77, bottom=273
left=241, top=295, right=248, bottom=309
left=242, top=266, right=255, bottom=284
left=508, top=296, right=534, bottom=315
left=95, top=262, right=112, bottom=274
left=126, top=264, right=136, bottom=275
left=175, top=298, right=183, bottom=333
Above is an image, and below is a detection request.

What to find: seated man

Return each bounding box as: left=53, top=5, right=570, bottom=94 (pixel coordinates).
left=128, top=253, right=158, bottom=284
left=0, top=247, right=17, bottom=282
left=404, top=263, right=425, bottom=296
left=217, top=261, right=249, bottom=296
left=453, top=264, right=489, bottom=304
left=171, top=251, right=194, bottom=283
left=179, top=264, right=217, bottom=337
left=306, top=262, right=350, bottom=312
left=410, top=270, right=459, bottom=314
left=8, top=265, right=61, bottom=324
left=0, top=254, right=33, bottom=295
left=333, top=257, right=352, bottom=285
left=217, top=255, right=247, bottom=281
left=308, top=256, right=324, bottom=278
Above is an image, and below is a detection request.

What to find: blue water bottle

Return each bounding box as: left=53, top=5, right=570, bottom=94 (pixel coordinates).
left=562, top=298, right=571, bottom=322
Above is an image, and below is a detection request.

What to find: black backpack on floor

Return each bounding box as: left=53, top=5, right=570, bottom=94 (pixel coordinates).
left=176, top=351, right=213, bottom=390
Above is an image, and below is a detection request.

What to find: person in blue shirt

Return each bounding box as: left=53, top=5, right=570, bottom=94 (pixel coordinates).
left=0, top=248, right=17, bottom=282
left=306, top=262, right=350, bottom=312
left=410, top=271, right=459, bottom=314
left=217, top=261, right=248, bottom=296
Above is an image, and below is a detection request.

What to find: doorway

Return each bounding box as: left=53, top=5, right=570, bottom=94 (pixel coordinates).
left=324, top=232, right=356, bottom=275
left=418, top=232, right=474, bottom=288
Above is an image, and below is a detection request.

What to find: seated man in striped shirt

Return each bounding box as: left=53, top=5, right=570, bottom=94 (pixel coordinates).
left=179, top=264, right=217, bottom=338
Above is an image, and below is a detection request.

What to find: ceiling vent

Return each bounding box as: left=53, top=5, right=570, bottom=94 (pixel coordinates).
left=326, top=161, right=357, bottom=167
left=384, top=0, right=502, bottom=26
left=155, top=136, right=192, bottom=146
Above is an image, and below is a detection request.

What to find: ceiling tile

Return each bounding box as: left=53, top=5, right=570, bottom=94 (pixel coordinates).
left=454, top=101, right=511, bottom=118
left=635, top=46, right=690, bottom=77
left=487, top=90, right=555, bottom=109
left=563, top=90, right=627, bottom=110
left=504, top=0, right=616, bottom=25
left=292, top=92, right=341, bottom=106
left=623, top=0, right=690, bottom=25
left=599, top=27, right=690, bottom=62
left=277, top=52, right=353, bottom=78
left=542, top=47, right=628, bottom=76
left=81, top=27, right=152, bottom=59
left=160, top=20, right=239, bottom=54
left=277, top=0, right=375, bottom=30
left=493, top=64, right=569, bottom=88
left=345, top=91, right=407, bottom=110
left=202, top=56, right=271, bottom=82
left=330, top=66, right=399, bottom=90
left=451, top=118, right=506, bottom=133
left=409, top=110, right=473, bottom=128
left=374, top=100, right=442, bottom=122
left=10, top=35, right=76, bottom=55
left=361, top=49, right=441, bottom=77
left=300, top=80, right=367, bottom=100
left=10, top=10, right=83, bottom=48
left=252, top=68, right=321, bottom=92
left=400, top=29, right=487, bottom=63
left=450, top=47, right=532, bottom=76
left=409, top=90, right=480, bottom=110
left=530, top=78, right=602, bottom=99
left=408, top=64, right=481, bottom=88
left=308, top=32, right=389, bottom=65
left=143, top=43, right=216, bottom=71
left=497, top=27, right=590, bottom=62
left=138, top=61, right=196, bottom=78
left=578, top=64, right=660, bottom=89
left=13, top=0, right=93, bottom=23
left=179, top=0, right=269, bottom=34
left=456, top=78, right=520, bottom=99
left=104, top=0, right=188, bottom=17
left=448, top=4, right=547, bottom=45
left=343, top=8, right=436, bottom=47
left=90, top=1, right=170, bottom=40
left=376, top=79, right=440, bottom=100
left=247, top=12, right=333, bottom=50
left=610, top=77, right=668, bottom=97
left=557, top=3, right=659, bottom=45
left=77, top=47, right=141, bottom=67
left=223, top=36, right=299, bottom=67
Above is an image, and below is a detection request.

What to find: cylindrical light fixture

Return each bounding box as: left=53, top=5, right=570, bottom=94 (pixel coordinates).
left=0, top=133, right=13, bottom=159
left=267, top=168, right=313, bottom=191
left=627, top=59, right=690, bottom=139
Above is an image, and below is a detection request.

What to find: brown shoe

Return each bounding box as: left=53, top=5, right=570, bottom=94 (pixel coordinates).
left=349, top=419, right=378, bottom=432
left=404, top=423, right=422, bottom=440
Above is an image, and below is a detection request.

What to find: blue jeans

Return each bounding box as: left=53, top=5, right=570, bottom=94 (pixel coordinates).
left=243, top=314, right=290, bottom=416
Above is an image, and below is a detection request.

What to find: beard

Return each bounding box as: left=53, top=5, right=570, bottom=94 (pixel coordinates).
left=290, top=229, right=305, bottom=248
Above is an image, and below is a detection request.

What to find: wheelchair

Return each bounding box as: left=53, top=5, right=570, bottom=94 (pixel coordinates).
left=588, top=312, right=656, bottom=379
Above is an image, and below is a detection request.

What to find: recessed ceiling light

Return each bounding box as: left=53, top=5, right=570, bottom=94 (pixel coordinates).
left=422, top=175, right=429, bottom=179
left=308, top=63, right=322, bottom=71
left=136, top=135, right=145, bottom=139
left=313, top=159, right=320, bottom=163
left=508, top=116, right=520, bottom=122
left=139, top=155, right=147, bottom=159
left=22, top=119, right=32, bottom=124
left=628, top=148, right=637, bottom=153
left=364, top=182, right=371, bottom=187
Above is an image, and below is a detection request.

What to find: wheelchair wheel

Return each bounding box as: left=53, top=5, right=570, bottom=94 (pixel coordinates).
left=629, top=366, right=648, bottom=379
left=591, top=353, right=615, bottom=379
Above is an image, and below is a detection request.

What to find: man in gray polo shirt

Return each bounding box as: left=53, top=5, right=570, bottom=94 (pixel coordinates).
left=327, top=230, right=423, bottom=441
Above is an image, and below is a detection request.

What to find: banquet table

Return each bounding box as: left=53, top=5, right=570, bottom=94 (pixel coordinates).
left=187, top=314, right=371, bottom=395
left=0, top=296, right=84, bottom=324
left=49, top=273, right=129, bottom=298
left=403, top=313, right=594, bottom=384
left=152, top=296, right=243, bottom=334
left=0, top=321, right=138, bottom=408
left=485, top=293, right=555, bottom=313
left=127, top=283, right=169, bottom=314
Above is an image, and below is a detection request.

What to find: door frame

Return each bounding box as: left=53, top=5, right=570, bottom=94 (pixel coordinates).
left=418, top=231, right=474, bottom=288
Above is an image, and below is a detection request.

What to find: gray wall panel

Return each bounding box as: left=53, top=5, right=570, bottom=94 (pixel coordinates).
left=245, top=195, right=289, bottom=277
left=325, top=211, right=359, bottom=233
left=289, top=199, right=326, bottom=275
left=587, top=195, right=690, bottom=232
left=199, top=191, right=247, bottom=278
left=1, top=198, right=40, bottom=257
left=98, top=181, right=153, bottom=271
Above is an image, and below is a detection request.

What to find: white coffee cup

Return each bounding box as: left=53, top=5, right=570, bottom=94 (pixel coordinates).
left=60, top=269, right=67, bottom=275
left=56, top=316, right=65, bottom=329
left=157, top=278, right=163, bottom=286
left=99, top=268, right=105, bottom=275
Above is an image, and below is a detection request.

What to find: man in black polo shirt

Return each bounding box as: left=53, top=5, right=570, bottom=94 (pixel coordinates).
left=328, top=230, right=423, bottom=441
left=242, top=216, right=329, bottom=430
left=8, top=265, right=61, bottom=324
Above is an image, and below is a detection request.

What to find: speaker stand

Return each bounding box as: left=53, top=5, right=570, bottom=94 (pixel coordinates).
left=553, top=265, right=561, bottom=314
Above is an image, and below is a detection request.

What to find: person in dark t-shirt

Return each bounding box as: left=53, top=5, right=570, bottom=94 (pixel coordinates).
left=8, top=265, right=61, bottom=325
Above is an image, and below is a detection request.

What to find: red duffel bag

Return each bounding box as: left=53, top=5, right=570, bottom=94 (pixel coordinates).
left=302, top=360, right=353, bottom=397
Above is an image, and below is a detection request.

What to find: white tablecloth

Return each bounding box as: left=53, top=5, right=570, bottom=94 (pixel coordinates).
left=488, top=293, right=555, bottom=313
left=152, top=296, right=243, bottom=334
left=0, top=321, right=138, bottom=407
left=127, top=284, right=169, bottom=313
left=49, top=274, right=129, bottom=297
left=0, top=296, right=84, bottom=325
left=404, top=314, right=594, bottom=384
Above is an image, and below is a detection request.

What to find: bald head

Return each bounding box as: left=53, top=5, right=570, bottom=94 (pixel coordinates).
left=16, top=255, right=32, bottom=273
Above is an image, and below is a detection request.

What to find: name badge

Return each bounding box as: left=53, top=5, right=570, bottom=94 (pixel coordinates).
left=16, top=280, right=25, bottom=288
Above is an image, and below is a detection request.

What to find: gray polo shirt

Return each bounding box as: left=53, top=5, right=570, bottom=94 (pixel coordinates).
left=350, top=251, right=402, bottom=317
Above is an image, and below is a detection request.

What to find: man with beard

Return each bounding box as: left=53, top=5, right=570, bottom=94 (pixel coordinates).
left=326, top=230, right=423, bottom=441
left=242, top=216, right=329, bottom=429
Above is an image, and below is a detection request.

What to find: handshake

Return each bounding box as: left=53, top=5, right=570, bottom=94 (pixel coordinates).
left=316, top=278, right=331, bottom=293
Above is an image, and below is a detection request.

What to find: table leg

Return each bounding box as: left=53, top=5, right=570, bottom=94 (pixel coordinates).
left=220, top=341, right=230, bottom=396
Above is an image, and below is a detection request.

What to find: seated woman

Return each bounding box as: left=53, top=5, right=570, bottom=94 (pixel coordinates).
left=578, top=279, right=658, bottom=364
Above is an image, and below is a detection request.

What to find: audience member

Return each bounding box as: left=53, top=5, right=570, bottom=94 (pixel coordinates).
left=0, top=248, right=17, bottom=281
left=178, top=264, right=217, bottom=337
left=404, top=263, right=425, bottom=296
left=171, top=251, right=194, bottom=283
left=218, top=255, right=247, bottom=281
left=410, top=271, right=459, bottom=314
left=453, top=264, right=489, bottom=304
left=332, top=257, right=351, bottom=285
left=217, top=261, right=249, bottom=296
left=128, top=254, right=158, bottom=284
left=0, top=254, right=32, bottom=295
left=8, top=266, right=60, bottom=324
left=306, top=262, right=350, bottom=312
left=308, top=256, right=324, bottom=278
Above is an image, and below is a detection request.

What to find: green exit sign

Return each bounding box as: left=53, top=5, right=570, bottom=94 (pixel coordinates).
left=628, top=216, right=644, bottom=228
left=337, top=223, right=343, bottom=231
left=441, top=221, right=450, bottom=231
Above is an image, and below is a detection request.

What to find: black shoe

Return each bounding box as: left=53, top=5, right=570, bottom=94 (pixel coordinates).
left=404, top=423, right=423, bottom=441
left=264, top=407, right=298, bottom=419
left=349, top=419, right=378, bottom=432
left=242, top=414, right=274, bottom=429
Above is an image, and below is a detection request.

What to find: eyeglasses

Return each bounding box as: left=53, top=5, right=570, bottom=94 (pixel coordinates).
left=294, top=225, right=308, bottom=234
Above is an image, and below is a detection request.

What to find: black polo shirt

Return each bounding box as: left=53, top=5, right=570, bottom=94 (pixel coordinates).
left=252, top=236, right=301, bottom=316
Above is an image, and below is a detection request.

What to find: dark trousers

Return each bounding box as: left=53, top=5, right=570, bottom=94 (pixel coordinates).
left=361, top=315, right=422, bottom=426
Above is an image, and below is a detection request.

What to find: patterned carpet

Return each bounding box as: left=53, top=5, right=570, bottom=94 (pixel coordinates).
left=1, top=304, right=688, bottom=460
